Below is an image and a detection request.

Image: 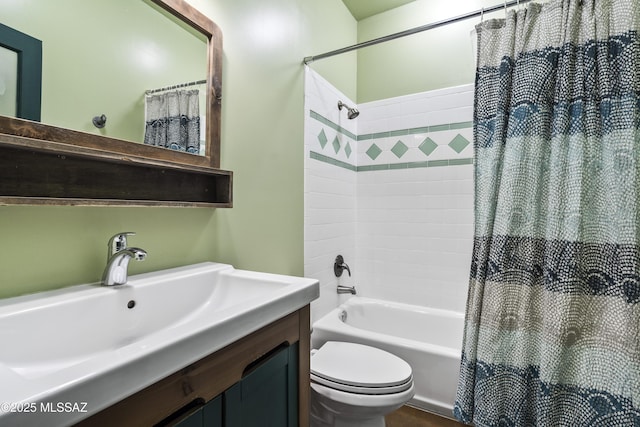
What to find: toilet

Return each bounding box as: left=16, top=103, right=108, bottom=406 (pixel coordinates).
left=310, top=341, right=415, bottom=427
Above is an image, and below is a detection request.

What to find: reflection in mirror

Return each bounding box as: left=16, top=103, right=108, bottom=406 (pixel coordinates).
left=1, top=0, right=208, bottom=155
left=0, top=47, right=18, bottom=117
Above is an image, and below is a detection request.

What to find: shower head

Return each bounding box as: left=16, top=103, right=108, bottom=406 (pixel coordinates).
left=338, top=100, right=359, bottom=119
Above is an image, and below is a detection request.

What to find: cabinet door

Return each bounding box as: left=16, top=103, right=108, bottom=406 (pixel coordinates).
left=203, top=396, right=223, bottom=427
left=224, top=343, right=299, bottom=427
left=172, top=395, right=222, bottom=427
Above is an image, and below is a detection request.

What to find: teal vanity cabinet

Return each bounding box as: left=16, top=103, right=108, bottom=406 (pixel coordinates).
left=174, top=344, right=299, bottom=427
left=174, top=396, right=222, bottom=427
left=224, top=344, right=299, bottom=426
left=75, top=307, right=310, bottom=427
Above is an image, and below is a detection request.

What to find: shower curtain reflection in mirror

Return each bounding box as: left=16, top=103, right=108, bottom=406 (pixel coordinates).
left=144, top=89, right=201, bottom=155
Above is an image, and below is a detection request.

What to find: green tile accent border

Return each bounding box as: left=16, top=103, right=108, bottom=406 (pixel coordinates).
left=409, top=126, right=429, bottom=134
left=317, top=129, right=328, bottom=149
left=308, top=111, right=474, bottom=172
left=358, top=164, right=389, bottom=172
left=309, top=151, right=357, bottom=171
left=310, top=109, right=472, bottom=144
left=419, top=137, right=438, bottom=156
left=309, top=151, right=473, bottom=172
left=449, top=134, right=471, bottom=154
left=428, top=159, right=449, bottom=167
left=358, top=120, right=472, bottom=141
left=366, top=144, right=382, bottom=160
left=391, top=140, right=408, bottom=158
left=429, top=124, right=450, bottom=133
left=309, top=110, right=357, bottom=140
left=332, top=136, right=341, bottom=154
left=390, top=163, right=409, bottom=169
left=390, top=129, right=408, bottom=137
left=407, top=161, right=430, bottom=168
left=372, top=132, right=389, bottom=139
left=448, top=158, right=474, bottom=166
left=450, top=121, right=474, bottom=130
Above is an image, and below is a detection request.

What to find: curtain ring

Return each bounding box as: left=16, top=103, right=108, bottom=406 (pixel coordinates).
left=481, top=7, right=484, bottom=23
left=504, top=0, right=507, bottom=18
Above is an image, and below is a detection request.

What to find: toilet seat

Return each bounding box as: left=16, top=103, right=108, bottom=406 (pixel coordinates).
left=310, top=372, right=413, bottom=395
left=310, top=341, right=413, bottom=395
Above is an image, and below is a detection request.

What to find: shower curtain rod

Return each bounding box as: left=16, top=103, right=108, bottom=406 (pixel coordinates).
left=145, top=79, right=207, bottom=95
left=302, top=0, right=532, bottom=65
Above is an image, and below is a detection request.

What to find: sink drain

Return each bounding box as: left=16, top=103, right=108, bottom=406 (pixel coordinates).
left=127, top=300, right=136, bottom=309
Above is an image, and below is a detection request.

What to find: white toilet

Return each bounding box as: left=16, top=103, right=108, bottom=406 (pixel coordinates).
left=310, top=341, right=415, bottom=427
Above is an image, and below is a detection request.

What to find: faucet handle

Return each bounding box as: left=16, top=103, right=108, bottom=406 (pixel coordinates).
left=107, top=232, right=136, bottom=257
left=334, top=255, right=351, bottom=277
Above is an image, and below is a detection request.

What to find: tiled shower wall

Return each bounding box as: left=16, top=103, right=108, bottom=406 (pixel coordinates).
left=304, top=69, right=358, bottom=323
left=304, top=68, right=474, bottom=321
left=355, top=86, right=475, bottom=313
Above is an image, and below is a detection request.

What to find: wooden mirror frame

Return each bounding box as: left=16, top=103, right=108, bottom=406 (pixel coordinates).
left=0, top=0, right=232, bottom=207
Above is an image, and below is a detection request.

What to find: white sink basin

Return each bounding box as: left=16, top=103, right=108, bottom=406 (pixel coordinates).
left=0, top=262, right=319, bottom=427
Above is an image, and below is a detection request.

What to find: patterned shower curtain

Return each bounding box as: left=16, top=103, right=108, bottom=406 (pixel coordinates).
left=144, top=89, right=200, bottom=154
left=454, top=0, right=640, bottom=425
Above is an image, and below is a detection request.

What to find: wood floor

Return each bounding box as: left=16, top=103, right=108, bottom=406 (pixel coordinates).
left=385, top=406, right=467, bottom=427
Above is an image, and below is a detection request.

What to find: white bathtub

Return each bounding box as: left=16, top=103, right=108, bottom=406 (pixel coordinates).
left=311, top=297, right=464, bottom=419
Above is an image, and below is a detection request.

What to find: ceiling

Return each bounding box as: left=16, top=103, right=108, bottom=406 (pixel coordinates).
left=342, top=0, right=417, bottom=21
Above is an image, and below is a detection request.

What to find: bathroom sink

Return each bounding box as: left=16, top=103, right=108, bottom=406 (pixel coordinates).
left=0, top=262, right=318, bottom=427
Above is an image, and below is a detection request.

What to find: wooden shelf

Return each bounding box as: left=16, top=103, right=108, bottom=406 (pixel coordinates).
left=0, top=133, right=233, bottom=207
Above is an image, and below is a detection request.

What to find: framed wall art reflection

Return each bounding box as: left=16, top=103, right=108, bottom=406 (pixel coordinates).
left=0, top=22, right=42, bottom=121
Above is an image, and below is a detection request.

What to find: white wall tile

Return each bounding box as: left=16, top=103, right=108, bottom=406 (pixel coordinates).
left=354, top=162, right=474, bottom=313
left=304, top=68, right=358, bottom=322
left=305, top=70, right=475, bottom=318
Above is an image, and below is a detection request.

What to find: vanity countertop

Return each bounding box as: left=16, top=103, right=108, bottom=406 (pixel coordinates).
left=0, top=262, right=319, bottom=427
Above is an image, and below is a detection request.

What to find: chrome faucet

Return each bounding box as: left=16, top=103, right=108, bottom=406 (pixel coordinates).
left=337, top=285, right=356, bottom=295
left=102, top=232, right=147, bottom=286
left=334, top=255, right=355, bottom=294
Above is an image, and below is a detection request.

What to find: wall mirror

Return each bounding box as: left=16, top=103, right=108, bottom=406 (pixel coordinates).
left=0, top=0, right=223, bottom=169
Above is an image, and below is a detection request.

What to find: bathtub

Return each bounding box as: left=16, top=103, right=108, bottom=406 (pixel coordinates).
left=311, top=297, right=464, bottom=419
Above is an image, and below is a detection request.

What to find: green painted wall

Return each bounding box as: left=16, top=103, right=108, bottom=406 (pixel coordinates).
left=356, top=0, right=508, bottom=102
left=0, top=0, right=356, bottom=299
left=2, top=0, right=207, bottom=143
left=186, top=0, right=357, bottom=275
left=308, top=52, right=358, bottom=102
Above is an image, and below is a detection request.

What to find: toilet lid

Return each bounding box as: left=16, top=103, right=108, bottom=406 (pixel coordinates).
left=311, top=342, right=412, bottom=391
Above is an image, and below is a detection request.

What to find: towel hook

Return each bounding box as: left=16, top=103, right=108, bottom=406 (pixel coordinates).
left=92, top=114, right=107, bottom=129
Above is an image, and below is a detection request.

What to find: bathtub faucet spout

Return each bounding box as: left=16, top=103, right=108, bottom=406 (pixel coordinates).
left=337, top=285, right=356, bottom=295
left=334, top=255, right=351, bottom=277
